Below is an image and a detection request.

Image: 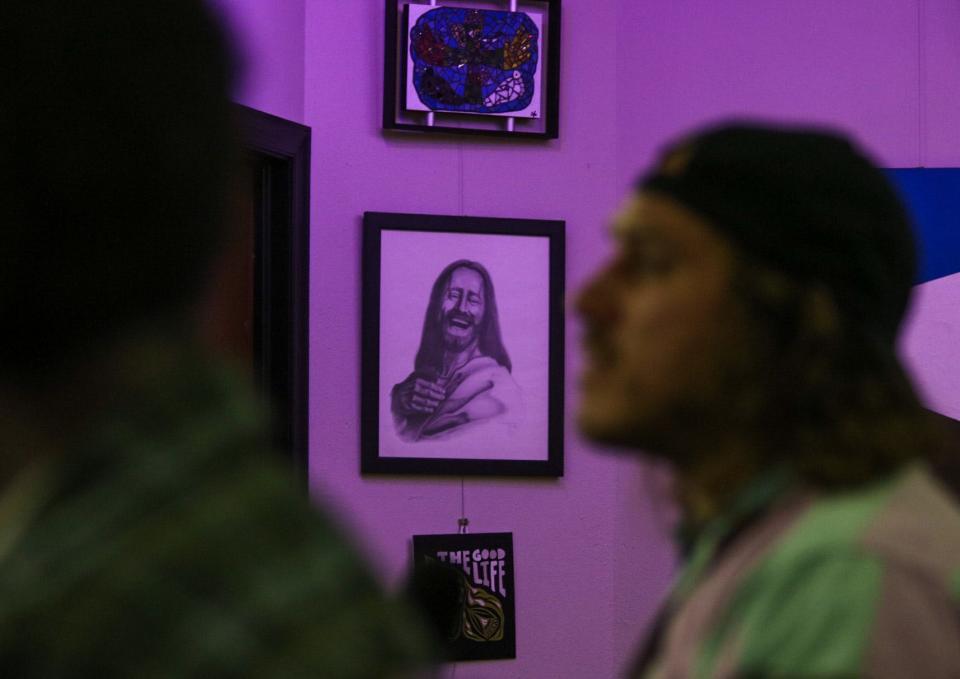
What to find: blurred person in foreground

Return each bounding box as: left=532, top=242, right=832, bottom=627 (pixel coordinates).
left=577, top=123, right=960, bottom=678
left=0, top=2, right=432, bottom=676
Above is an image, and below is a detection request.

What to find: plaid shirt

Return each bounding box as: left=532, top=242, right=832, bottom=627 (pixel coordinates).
left=635, top=464, right=960, bottom=678
left=0, top=344, right=433, bottom=677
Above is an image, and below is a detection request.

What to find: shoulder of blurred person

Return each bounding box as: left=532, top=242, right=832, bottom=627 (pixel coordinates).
left=0, top=337, right=436, bottom=677
left=637, top=462, right=960, bottom=678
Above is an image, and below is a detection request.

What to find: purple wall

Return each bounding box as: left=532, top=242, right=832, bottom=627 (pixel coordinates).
left=214, top=1, right=960, bottom=676
left=903, top=272, right=960, bottom=421
left=921, top=0, right=960, bottom=166
left=304, top=3, right=637, bottom=676
left=209, top=0, right=305, bottom=122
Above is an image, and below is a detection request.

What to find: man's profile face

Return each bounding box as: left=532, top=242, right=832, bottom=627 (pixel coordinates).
left=441, top=267, right=486, bottom=351
left=576, top=192, right=747, bottom=453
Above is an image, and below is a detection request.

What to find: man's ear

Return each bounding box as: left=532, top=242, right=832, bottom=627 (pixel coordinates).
left=802, top=285, right=840, bottom=341
left=788, top=285, right=842, bottom=390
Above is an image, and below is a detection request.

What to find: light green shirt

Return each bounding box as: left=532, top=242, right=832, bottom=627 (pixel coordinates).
left=641, top=464, right=960, bottom=678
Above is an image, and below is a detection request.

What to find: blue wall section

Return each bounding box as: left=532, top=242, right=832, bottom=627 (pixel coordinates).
left=887, top=169, right=960, bottom=284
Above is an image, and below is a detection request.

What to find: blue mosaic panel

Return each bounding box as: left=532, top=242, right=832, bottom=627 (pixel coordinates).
left=409, top=7, right=539, bottom=115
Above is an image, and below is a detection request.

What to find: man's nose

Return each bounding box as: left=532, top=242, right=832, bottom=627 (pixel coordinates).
left=576, top=267, right=618, bottom=323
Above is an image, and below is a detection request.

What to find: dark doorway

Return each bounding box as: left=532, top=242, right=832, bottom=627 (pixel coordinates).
left=233, top=105, right=310, bottom=480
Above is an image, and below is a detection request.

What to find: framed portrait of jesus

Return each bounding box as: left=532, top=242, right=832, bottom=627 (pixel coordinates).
left=361, top=212, right=564, bottom=476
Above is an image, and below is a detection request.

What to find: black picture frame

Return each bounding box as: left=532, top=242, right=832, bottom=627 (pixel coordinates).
left=361, top=212, right=564, bottom=476
left=235, top=105, right=311, bottom=482
left=383, top=0, right=562, bottom=139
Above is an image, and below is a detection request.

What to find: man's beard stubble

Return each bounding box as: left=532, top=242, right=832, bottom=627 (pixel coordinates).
left=587, top=330, right=773, bottom=469
left=442, top=311, right=478, bottom=352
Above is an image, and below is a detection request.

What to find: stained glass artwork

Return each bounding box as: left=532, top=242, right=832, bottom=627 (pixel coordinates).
left=405, top=5, right=542, bottom=118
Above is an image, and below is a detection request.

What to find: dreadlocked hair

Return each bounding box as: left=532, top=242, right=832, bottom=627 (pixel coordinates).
left=731, top=261, right=943, bottom=490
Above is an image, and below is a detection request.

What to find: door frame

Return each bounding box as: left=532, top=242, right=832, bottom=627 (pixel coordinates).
left=235, top=104, right=311, bottom=481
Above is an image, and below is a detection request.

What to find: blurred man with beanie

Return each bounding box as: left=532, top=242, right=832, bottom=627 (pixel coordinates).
left=577, top=122, right=960, bottom=677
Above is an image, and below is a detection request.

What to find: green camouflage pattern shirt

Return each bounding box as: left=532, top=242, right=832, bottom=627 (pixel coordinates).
left=636, top=464, right=960, bottom=678
left=0, top=342, right=434, bottom=677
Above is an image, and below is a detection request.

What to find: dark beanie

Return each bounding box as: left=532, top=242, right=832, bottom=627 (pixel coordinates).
left=639, top=122, right=917, bottom=346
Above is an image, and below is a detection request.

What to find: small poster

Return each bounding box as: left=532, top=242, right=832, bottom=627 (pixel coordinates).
left=412, top=532, right=516, bottom=661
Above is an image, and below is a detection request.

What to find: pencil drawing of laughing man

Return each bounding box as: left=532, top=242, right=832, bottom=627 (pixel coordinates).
left=391, top=260, right=521, bottom=442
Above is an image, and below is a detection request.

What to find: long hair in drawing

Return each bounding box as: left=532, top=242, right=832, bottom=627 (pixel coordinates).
left=414, top=260, right=512, bottom=374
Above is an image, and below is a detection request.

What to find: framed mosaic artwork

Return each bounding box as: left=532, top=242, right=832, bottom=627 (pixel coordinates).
left=361, top=212, right=565, bottom=476
left=383, top=1, right=561, bottom=139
